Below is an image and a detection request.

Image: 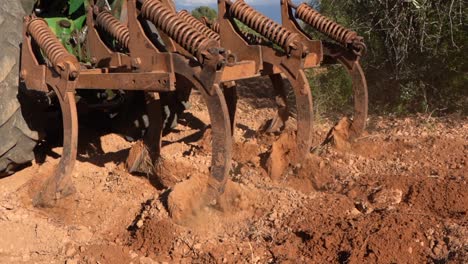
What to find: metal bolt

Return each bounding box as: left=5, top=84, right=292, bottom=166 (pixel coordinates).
left=227, top=54, right=236, bottom=64
left=69, top=71, right=78, bottom=79
left=132, top=58, right=142, bottom=68
left=20, top=70, right=27, bottom=79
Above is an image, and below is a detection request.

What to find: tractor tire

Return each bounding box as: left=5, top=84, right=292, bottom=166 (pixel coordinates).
left=0, top=1, right=39, bottom=176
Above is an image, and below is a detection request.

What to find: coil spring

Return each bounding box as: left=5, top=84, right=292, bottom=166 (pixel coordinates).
left=208, top=19, right=265, bottom=45
left=209, top=20, right=220, bottom=34
left=95, top=10, right=130, bottom=48
left=27, top=18, right=79, bottom=77
left=295, top=3, right=357, bottom=46
left=178, top=10, right=220, bottom=42
left=140, top=0, right=219, bottom=62
left=229, top=0, right=299, bottom=51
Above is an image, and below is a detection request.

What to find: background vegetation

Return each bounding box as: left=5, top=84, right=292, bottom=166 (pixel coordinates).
left=191, top=6, right=217, bottom=21
left=310, top=0, right=467, bottom=115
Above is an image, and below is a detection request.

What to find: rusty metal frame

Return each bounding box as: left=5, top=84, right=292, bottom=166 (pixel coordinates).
left=22, top=0, right=233, bottom=206
left=193, top=0, right=318, bottom=158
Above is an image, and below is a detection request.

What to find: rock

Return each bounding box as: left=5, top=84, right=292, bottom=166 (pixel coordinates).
left=65, top=259, right=78, bottom=264
left=369, top=188, right=403, bottom=209
left=429, top=240, right=435, bottom=249
left=266, top=132, right=296, bottom=181
left=432, top=244, right=443, bottom=256
left=354, top=201, right=374, bottom=214
left=193, top=243, right=202, bottom=250
left=350, top=208, right=362, bottom=216
left=432, top=241, right=446, bottom=256
left=319, top=161, right=325, bottom=169
left=136, top=220, right=144, bottom=228
left=331, top=117, right=352, bottom=150
left=65, top=246, right=76, bottom=257
left=71, top=226, right=93, bottom=242
left=139, top=256, right=157, bottom=264
left=426, top=228, right=435, bottom=237
left=129, top=250, right=138, bottom=259
left=22, top=254, right=30, bottom=261
left=268, top=211, right=278, bottom=221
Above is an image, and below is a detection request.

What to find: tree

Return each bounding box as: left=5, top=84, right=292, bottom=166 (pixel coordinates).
left=191, top=6, right=217, bottom=21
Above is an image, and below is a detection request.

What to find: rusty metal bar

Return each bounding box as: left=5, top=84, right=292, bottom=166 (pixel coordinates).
left=77, top=71, right=171, bottom=91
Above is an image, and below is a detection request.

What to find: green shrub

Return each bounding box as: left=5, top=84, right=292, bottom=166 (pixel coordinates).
left=304, top=0, right=467, bottom=115
left=306, top=66, right=353, bottom=121
left=191, top=6, right=217, bottom=21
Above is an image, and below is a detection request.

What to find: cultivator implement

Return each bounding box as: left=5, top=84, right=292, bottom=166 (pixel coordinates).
left=21, top=0, right=231, bottom=206
left=15, top=0, right=368, bottom=211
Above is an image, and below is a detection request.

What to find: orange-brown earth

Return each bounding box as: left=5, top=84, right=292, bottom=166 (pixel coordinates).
left=0, top=78, right=466, bottom=264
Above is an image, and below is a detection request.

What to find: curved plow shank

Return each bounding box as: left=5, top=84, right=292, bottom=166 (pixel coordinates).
left=33, top=88, right=78, bottom=207
left=264, top=73, right=290, bottom=133
left=324, top=55, right=368, bottom=140
left=263, top=71, right=313, bottom=158
left=222, top=83, right=238, bottom=136
left=125, top=92, right=163, bottom=175
left=282, top=69, right=314, bottom=157
left=346, top=61, right=368, bottom=138
left=172, top=57, right=233, bottom=195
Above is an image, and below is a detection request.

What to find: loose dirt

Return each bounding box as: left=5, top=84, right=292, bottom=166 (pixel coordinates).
left=0, top=77, right=466, bottom=263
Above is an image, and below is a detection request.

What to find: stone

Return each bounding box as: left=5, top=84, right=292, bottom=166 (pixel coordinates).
left=139, top=256, right=157, bottom=264
left=370, top=188, right=403, bottom=209
left=350, top=208, right=362, bottom=216
left=21, top=254, right=30, bottom=261
left=65, top=246, right=76, bottom=257
left=193, top=243, right=202, bottom=250
left=129, top=250, right=138, bottom=259
left=136, top=220, right=144, bottom=228
left=65, top=259, right=78, bottom=264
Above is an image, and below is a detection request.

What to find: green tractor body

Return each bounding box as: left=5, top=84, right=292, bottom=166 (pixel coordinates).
left=36, top=0, right=127, bottom=61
